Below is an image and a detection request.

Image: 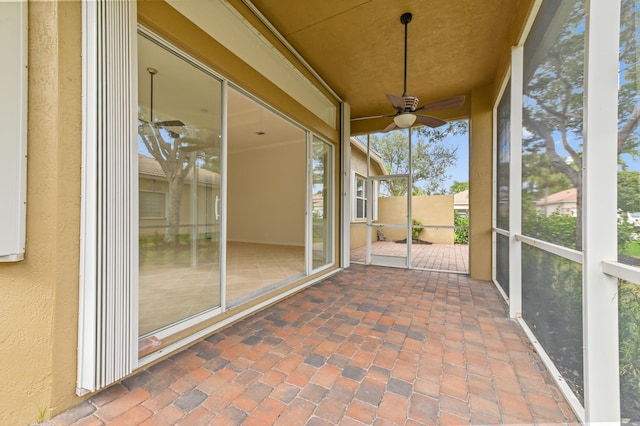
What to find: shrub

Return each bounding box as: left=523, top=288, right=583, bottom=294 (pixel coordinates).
left=412, top=219, right=424, bottom=240
left=454, top=211, right=469, bottom=244
left=522, top=209, right=577, bottom=248
left=620, top=281, right=640, bottom=419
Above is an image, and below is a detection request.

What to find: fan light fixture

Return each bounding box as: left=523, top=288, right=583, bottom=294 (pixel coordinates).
left=394, top=113, right=417, bottom=128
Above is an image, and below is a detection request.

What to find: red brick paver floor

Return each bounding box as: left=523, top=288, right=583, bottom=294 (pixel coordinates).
left=51, top=265, right=578, bottom=425
left=350, top=242, right=469, bottom=274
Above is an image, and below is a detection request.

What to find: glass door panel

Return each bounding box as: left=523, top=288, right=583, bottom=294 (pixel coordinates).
left=137, top=34, right=222, bottom=337
left=311, top=137, right=333, bottom=270
left=368, top=176, right=409, bottom=267
left=225, top=87, right=306, bottom=306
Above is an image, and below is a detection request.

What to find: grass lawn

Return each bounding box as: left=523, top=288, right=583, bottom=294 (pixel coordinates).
left=623, top=240, right=640, bottom=258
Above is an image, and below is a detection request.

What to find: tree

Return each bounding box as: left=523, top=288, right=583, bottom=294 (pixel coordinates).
left=139, top=121, right=196, bottom=244
left=369, top=121, right=467, bottom=196
left=522, top=0, right=640, bottom=250
left=449, top=181, right=468, bottom=194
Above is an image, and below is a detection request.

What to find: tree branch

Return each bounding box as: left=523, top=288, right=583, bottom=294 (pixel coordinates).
left=525, top=116, right=581, bottom=186
left=619, top=106, right=640, bottom=153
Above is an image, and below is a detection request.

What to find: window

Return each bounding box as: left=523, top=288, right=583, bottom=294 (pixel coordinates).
left=354, top=174, right=367, bottom=220
left=139, top=191, right=166, bottom=219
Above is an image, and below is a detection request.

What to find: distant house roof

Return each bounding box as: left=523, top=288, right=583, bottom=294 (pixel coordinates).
left=139, top=154, right=166, bottom=178
left=534, top=188, right=577, bottom=206
left=350, top=137, right=387, bottom=175
left=139, top=154, right=220, bottom=185
left=453, top=189, right=469, bottom=207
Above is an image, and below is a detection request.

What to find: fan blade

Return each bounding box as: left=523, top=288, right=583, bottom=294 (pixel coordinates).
left=351, top=114, right=395, bottom=122
left=415, top=115, right=447, bottom=128
left=156, top=119, right=186, bottom=127
left=382, top=121, right=397, bottom=132
left=386, top=94, right=406, bottom=111
left=415, top=96, right=465, bottom=113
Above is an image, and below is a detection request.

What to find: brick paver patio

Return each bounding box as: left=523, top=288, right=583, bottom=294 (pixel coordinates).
left=350, top=242, right=469, bottom=274
left=51, top=264, right=578, bottom=425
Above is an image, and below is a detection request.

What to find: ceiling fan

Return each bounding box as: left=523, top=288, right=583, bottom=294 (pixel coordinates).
left=352, top=12, right=465, bottom=132
left=145, top=67, right=185, bottom=129
left=144, top=67, right=222, bottom=155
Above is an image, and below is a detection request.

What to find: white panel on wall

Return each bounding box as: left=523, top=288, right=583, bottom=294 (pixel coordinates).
left=0, top=2, right=28, bottom=262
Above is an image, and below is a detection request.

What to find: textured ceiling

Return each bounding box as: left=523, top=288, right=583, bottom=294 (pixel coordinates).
left=248, top=0, right=524, bottom=133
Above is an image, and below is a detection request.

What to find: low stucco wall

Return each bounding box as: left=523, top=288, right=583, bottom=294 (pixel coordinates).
left=350, top=194, right=455, bottom=249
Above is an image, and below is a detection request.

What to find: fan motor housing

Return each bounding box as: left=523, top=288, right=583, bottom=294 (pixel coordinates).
left=403, top=96, right=419, bottom=111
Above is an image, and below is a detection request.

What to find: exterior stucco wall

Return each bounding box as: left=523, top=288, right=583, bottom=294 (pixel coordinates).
left=469, top=85, right=493, bottom=280
left=0, top=2, right=83, bottom=423
left=349, top=146, right=384, bottom=249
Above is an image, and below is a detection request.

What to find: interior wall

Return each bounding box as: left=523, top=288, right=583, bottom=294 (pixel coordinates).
left=227, top=141, right=306, bottom=246
left=0, top=2, right=83, bottom=423
left=469, top=84, right=494, bottom=280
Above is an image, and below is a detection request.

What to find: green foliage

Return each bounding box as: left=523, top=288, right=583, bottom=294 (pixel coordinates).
left=521, top=244, right=584, bottom=400
left=618, top=214, right=638, bottom=254
left=36, top=405, right=47, bottom=423
left=449, top=181, right=468, bottom=194
left=522, top=210, right=640, bottom=418
left=619, top=281, right=640, bottom=416
left=522, top=152, right=573, bottom=202
left=411, top=219, right=424, bottom=240
left=522, top=209, right=577, bottom=249
left=453, top=211, right=469, bottom=244
left=618, top=171, right=640, bottom=213
left=622, top=240, right=640, bottom=258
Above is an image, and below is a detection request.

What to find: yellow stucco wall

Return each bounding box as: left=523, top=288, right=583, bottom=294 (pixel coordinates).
left=469, top=85, right=493, bottom=280
left=349, top=144, right=384, bottom=249
left=412, top=195, right=455, bottom=244
left=0, top=2, right=83, bottom=423
left=375, top=195, right=454, bottom=243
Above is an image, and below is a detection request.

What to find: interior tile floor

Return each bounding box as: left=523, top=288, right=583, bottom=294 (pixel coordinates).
left=52, top=264, right=578, bottom=425
left=139, top=242, right=304, bottom=335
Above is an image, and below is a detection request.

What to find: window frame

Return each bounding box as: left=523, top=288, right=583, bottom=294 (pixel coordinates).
left=353, top=172, right=367, bottom=221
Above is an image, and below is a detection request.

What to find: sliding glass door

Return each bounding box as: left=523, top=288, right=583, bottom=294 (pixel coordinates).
left=137, top=33, right=223, bottom=337
left=135, top=31, right=337, bottom=356
left=311, top=137, right=334, bottom=270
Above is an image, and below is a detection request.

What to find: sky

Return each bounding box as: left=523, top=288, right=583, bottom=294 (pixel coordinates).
left=444, top=132, right=469, bottom=190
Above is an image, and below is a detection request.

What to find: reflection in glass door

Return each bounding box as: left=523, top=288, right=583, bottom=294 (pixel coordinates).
left=137, top=33, right=223, bottom=338
left=367, top=176, right=410, bottom=267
